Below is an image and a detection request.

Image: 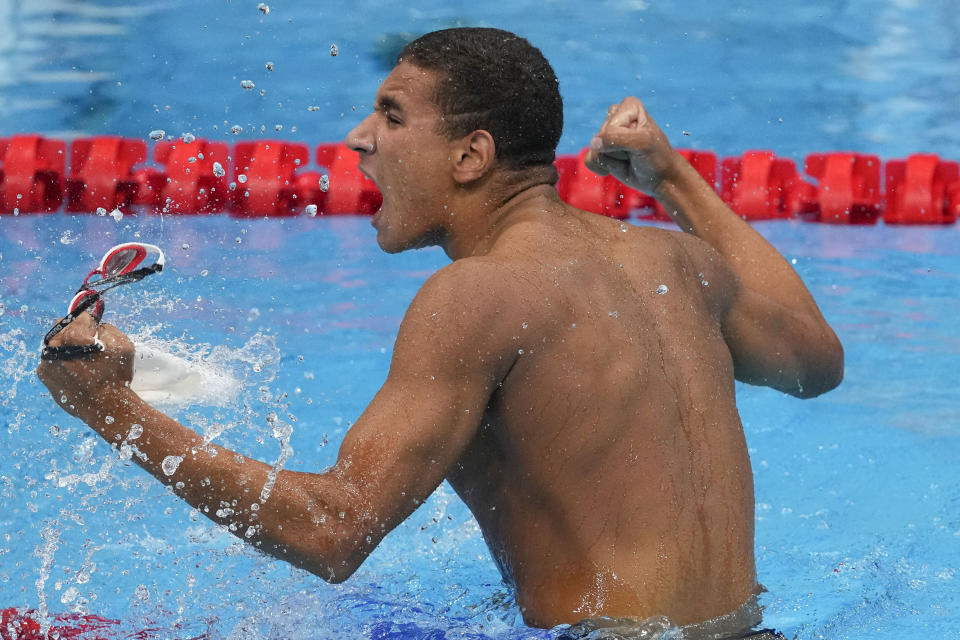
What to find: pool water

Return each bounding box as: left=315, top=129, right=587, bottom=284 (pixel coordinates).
left=2, top=0, right=960, bottom=638
left=2, top=215, right=958, bottom=639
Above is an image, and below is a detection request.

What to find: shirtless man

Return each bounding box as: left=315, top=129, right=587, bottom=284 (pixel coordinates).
left=38, top=28, right=843, bottom=634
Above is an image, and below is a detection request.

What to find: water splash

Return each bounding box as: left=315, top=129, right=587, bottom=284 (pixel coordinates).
left=34, top=520, right=62, bottom=637
left=258, top=411, right=293, bottom=504
left=129, top=340, right=241, bottom=410
left=0, top=329, right=33, bottom=430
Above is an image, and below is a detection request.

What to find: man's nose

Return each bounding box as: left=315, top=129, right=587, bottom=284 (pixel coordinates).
left=345, top=114, right=376, bottom=155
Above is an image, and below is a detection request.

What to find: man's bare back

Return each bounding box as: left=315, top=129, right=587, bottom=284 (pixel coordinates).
left=37, top=28, right=842, bottom=633
left=428, top=194, right=756, bottom=626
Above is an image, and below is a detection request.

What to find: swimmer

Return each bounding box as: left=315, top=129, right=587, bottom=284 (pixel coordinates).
left=38, top=28, right=842, bottom=637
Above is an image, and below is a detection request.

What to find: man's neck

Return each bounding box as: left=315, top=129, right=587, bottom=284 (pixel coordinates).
left=442, top=171, right=562, bottom=261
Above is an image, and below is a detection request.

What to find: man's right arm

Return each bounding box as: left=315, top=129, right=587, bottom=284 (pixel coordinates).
left=38, top=259, right=519, bottom=581
left=586, top=97, right=843, bottom=398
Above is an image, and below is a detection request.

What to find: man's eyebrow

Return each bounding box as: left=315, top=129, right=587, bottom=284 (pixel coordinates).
left=377, top=95, right=403, bottom=113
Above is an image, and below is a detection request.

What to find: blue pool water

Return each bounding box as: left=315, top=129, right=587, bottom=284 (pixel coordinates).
left=3, top=215, right=959, bottom=639
left=2, top=1, right=960, bottom=639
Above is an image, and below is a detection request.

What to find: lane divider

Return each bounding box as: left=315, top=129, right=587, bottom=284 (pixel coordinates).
left=1, top=135, right=958, bottom=224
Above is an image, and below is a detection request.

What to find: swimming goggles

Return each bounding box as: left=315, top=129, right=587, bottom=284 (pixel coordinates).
left=41, top=242, right=165, bottom=361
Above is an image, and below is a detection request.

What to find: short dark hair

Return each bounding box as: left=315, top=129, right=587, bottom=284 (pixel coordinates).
left=398, top=28, right=563, bottom=170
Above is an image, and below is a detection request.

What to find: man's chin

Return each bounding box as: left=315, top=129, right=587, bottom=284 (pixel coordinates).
left=374, top=223, right=407, bottom=254
left=375, top=226, right=444, bottom=255
left=376, top=235, right=406, bottom=254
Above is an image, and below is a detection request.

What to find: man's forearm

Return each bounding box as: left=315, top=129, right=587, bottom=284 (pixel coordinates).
left=73, top=386, right=363, bottom=580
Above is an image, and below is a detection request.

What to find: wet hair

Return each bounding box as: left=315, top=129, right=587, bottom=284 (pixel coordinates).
left=398, top=28, right=563, bottom=171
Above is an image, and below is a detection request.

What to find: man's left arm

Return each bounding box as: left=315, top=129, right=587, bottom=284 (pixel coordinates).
left=38, top=259, right=517, bottom=581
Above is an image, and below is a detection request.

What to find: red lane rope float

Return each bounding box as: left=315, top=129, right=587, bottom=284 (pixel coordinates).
left=721, top=150, right=820, bottom=221
left=0, top=135, right=65, bottom=214
left=133, top=139, right=231, bottom=214
left=65, top=136, right=145, bottom=213
left=804, top=152, right=882, bottom=224
left=1, top=134, right=959, bottom=224
left=884, top=154, right=960, bottom=225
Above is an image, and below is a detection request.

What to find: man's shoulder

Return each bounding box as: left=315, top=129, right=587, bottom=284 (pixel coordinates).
left=418, top=256, right=529, bottom=304
left=395, top=258, right=528, bottom=368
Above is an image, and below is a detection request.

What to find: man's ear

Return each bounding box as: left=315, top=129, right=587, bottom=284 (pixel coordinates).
left=451, top=130, right=495, bottom=184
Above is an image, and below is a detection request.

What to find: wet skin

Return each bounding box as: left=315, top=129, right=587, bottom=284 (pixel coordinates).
left=38, top=63, right=843, bottom=628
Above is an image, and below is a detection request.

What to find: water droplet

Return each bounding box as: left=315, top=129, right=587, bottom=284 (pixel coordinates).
left=330, top=43, right=339, bottom=57
left=134, top=584, right=150, bottom=602
left=305, top=204, right=318, bottom=216
left=620, top=223, right=629, bottom=232
left=318, top=174, right=330, bottom=192
left=212, top=161, right=226, bottom=178
left=240, top=80, right=255, bottom=90
left=161, top=455, right=183, bottom=476
left=274, top=123, right=283, bottom=131
left=148, top=129, right=165, bottom=141
left=59, top=230, right=76, bottom=245
left=265, top=61, right=275, bottom=71
left=521, top=322, right=528, bottom=329
left=110, top=208, right=123, bottom=222
left=517, top=349, right=525, bottom=355
left=96, top=207, right=107, bottom=216
left=181, top=243, right=190, bottom=250
left=656, top=284, right=669, bottom=295
left=181, top=132, right=196, bottom=143
left=237, top=174, right=247, bottom=184
left=200, top=269, right=209, bottom=277
left=608, top=310, right=619, bottom=318
left=229, top=125, right=243, bottom=135
left=307, top=105, right=320, bottom=112
left=701, top=279, right=709, bottom=286
left=127, top=423, right=143, bottom=440
left=104, top=415, right=114, bottom=425
left=257, top=2, right=270, bottom=14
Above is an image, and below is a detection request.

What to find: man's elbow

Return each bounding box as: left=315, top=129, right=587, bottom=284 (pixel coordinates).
left=795, top=336, right=844, bottom=399
left=276, top=536, right=367, bottom=584
left=258, top=515, right=371, bottom=584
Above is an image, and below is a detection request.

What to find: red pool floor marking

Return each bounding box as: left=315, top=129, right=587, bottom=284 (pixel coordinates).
left=0, top=607, right=208, bottom=640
